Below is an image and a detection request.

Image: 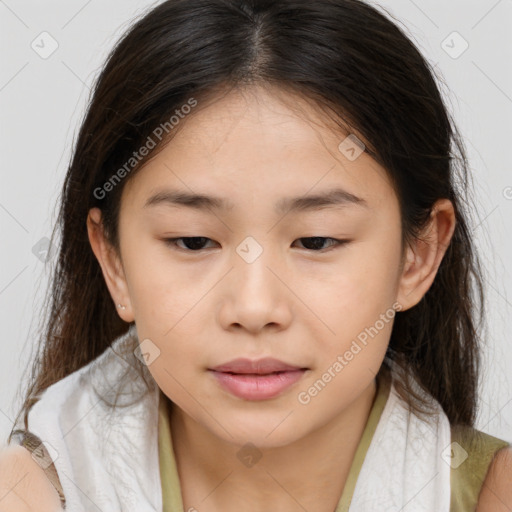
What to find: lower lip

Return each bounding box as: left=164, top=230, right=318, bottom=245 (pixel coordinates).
left=209, top=369, right=306, bottom=400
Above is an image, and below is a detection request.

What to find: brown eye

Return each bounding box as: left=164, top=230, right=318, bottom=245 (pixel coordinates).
left=293, top=237, right=348, bottom=251
left=162, top=236, right=349, bottom=253
left=163, top=237, right=216, bottom=251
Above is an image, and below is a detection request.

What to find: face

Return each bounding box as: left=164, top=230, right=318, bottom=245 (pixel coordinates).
left=90, top=84, right=416, bottom=448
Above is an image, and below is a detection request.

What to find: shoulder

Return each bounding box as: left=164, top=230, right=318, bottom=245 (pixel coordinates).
left=0, top=444, right=62, bottom=511
left=450, top=424, right=510, bottom=511
left=476, top=445, right=512, bottom=511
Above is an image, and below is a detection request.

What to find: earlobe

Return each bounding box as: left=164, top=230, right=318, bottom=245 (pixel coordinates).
left=86, top=208, right=135, bottom=322
left=396, top=199, right=456, bottom=311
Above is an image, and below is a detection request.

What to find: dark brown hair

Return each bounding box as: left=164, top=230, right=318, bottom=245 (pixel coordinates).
left=10, top=0, right=486, bottom=442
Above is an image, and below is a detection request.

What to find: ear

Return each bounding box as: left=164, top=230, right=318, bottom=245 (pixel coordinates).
left=86, top=207, right=135, bottom=322
left=397, top=199, right=456, bottom=312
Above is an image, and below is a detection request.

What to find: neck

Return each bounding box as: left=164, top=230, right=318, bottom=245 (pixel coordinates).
left=169, top=377, right=379, bottom=512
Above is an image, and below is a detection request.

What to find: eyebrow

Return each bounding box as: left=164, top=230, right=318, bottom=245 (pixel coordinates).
left=143, top=187, right=369, bottom=215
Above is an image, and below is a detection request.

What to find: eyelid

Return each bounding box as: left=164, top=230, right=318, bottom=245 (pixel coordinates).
left=163, top=236, right=218, bottom=252
left=162, top=236, right=351, bottom=253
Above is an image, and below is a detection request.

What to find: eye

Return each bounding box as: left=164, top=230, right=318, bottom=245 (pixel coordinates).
left=163, top=236, right=349, bottom=253
left=163, top=237, right=217, bottom=251
left=293, top=237, right=348, bottom=251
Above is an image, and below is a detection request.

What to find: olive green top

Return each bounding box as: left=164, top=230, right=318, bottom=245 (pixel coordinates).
left=450, top=423, right=510, bottom=511
left=158, top=370, right=510, bottom=512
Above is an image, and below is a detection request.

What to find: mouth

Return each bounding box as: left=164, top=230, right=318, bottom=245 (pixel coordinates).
left=208, top=370, right=307, bottom=400
left=209, top=357, right=307, bottom=375
left=219, top=370, right=301, bottom=375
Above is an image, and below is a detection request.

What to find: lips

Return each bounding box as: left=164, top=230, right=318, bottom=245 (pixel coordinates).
left=210, top=357, right=305, bottom=375
left=208, top=358, right=308, bottom=400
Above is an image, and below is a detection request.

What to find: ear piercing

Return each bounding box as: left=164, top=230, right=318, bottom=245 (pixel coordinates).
left=117, top=304, right=126, bottom=310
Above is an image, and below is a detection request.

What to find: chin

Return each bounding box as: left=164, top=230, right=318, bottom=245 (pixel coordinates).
left=211, top=415, right=308, bottom=450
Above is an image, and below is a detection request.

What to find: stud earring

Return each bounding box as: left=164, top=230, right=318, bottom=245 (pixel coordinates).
left=117, top=304, right=126, bottom=310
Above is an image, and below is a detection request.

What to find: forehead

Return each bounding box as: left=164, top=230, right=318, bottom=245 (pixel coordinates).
left=122, top=85, right=395, bottom=214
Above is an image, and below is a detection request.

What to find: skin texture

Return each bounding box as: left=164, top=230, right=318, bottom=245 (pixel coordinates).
left=476, top=446, right=512, bottom=511
left=86, top=84, right=459, bottom=511
left=0, top=444, right=62, bottom=512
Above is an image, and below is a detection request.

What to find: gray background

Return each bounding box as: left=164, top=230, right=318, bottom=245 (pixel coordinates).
left=1, top=0, right=511, bottom=447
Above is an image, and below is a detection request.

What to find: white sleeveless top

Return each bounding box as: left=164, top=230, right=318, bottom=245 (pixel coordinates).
left=13, top=324, right=452, bottom=511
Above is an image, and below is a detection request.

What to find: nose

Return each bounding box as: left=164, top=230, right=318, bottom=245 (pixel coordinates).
left=216, top=238, right=293, bottom=335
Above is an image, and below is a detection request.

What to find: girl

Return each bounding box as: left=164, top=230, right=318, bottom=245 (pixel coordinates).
left=1, top=0, right=511, bottom=511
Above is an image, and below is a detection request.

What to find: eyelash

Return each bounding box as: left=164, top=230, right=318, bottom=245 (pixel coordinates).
left=162, top=236, right=350, bottom=253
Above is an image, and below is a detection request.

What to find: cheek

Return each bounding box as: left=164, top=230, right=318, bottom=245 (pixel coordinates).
left=121, top=248, right=210, bottom=380
left=303, top=240, right=400, bottom=364
left=312, top=244, right=400, bottom=318
left=133, top=317, right=207, bottom=412
left=121, top=234, right=197, bottom=320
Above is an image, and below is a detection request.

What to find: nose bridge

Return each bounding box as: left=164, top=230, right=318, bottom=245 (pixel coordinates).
left=215, top=232, right=292, bottom=332
left=235, top=234, right=267, bottom=267
left=233, top=234, right=279, bottom=293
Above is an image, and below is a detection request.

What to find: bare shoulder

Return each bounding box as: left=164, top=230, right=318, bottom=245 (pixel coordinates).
left=476, top=445, right=512, bottom=511
left=0, top=444, right=62, bottom=512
